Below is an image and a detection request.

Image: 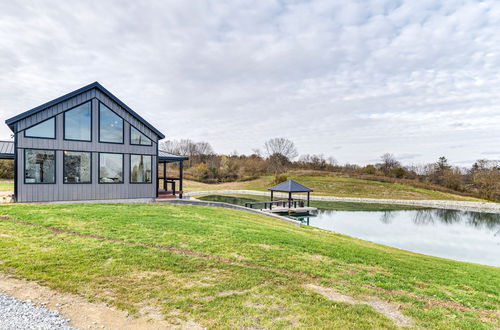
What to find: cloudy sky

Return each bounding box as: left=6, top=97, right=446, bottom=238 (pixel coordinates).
left=1, top=0, right=499, bottom=165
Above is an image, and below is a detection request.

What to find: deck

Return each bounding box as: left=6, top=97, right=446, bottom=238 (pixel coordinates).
left=244, top=200, right=318, bottom=215
left=261, top=206, right=318, bottom=215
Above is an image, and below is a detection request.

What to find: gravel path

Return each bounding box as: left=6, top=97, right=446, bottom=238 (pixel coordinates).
left=185, top=190, right=500, bottom=213
left=0, top=293, right=75, bottom=330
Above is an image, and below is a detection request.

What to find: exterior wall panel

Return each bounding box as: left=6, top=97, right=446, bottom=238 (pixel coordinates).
left=15, top=88, right=159, bottom=202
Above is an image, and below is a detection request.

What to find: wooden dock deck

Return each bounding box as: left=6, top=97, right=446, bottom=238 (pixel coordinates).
left=244, top=200, right=318, bottom=215
left=261, top=206, right=318, bottom=215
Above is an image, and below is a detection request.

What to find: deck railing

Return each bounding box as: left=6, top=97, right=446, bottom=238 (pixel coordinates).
left=244, top=199, right=305, bottom=210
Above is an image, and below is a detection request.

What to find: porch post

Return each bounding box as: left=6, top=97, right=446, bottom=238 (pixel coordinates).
left=163, top=161, right=167, bottom=193
left=307, top=192, right=310, bottom=207
left=288, top=192, right=292, bottom=208
left=270, top=191, right=273, bottom=201
left=179, top=160, right=184, bottom=199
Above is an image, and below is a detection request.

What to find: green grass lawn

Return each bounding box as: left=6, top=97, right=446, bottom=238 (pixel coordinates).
left=197, top=194, right=427, bottom=211
left=184, top=174, right=484, bottom=201
left=0, top=181, right=13, bottom=192
left=0, top=203, right=498, bottom=328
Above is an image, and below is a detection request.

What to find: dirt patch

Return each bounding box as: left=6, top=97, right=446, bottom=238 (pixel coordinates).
left=305, top=284, right=413, bottom=327
left=301, top=254, right=331, bottom=262
left=0, top=273, right=205, bottom=329
left=200, top=289, right=250, bottom=301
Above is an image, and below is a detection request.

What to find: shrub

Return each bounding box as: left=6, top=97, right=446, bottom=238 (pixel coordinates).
left=273, top=174, right=288, bottom=185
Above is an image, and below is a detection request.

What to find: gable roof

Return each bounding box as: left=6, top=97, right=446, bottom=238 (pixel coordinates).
left=268, top=179, right=313, bottom=193
left=5, top=82, right=165, bottom=139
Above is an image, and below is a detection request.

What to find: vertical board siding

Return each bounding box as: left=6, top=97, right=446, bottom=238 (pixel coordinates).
left=16, top=88, right=159, bottom=202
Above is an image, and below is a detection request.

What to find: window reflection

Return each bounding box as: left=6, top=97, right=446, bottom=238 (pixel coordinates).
left=64, top=151, right=91, bottom=183
left=64, top=102, right=91, bottom=141
left=131, top=155, right=152, bottom=183
left=25, top=118, right=55, bottom=139
left=99, top=103, right=123, bottom=143
left=99, top=153, right=123, bottom=183
left=25, top=149, right=55, bottom=183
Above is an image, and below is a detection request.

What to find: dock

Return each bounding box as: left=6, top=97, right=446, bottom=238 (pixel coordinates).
left=244, top=200, right=318, bottom=215
left=262, top=206, right=318, bottom=215
left=244, top=179, right=318, bottom=216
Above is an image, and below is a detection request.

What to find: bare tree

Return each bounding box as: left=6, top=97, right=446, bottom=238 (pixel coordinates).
left=160, top=139, right=214, bottom=167
left=379, top=153, right=401, bottom=175
left=264, top=138, right=298, bottom=160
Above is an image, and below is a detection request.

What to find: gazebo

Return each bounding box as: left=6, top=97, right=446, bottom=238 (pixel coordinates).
left=268, top=179, right=313, bottom=207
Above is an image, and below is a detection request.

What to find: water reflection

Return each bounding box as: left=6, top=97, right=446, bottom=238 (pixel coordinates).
left=291, top=209, right=500, bottom=266
left=300, top=209, right=500, bottom=231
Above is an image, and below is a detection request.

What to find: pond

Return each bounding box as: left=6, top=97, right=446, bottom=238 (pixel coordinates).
left=198, top=195, right=500, bottom=267
left=293, top=209, right=500, bottom=267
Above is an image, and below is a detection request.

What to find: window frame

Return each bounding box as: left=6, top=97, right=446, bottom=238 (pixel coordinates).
left=23, top=117, right=56, bottom=140
left=63, top=150, right=92, bottom=184
left=98, top=101, right=124, bottom=144
left=130, top=154, right=153, bottom=184
left=98, top=152, right=124, bottom=184
left=129, top=125, right=153, bottom=146
left=63, top=101, right=93, bottom=142
left=23, top=148, right=56, bottom=184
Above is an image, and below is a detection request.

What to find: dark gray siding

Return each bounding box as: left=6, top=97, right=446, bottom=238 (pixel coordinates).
left=15, top=88, right=159, bottom=202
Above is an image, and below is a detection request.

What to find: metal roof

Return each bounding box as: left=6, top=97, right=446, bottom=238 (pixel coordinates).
left=268, top=179, right=313, bottom=192
left=5, top=82, right=165, bottom=139
left=0, top=140, right=14, bottom=159
left=158, top=150, right=188, bottom=162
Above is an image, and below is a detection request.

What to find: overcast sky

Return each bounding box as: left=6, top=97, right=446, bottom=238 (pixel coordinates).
left=1, top=0, right=499, bottom=165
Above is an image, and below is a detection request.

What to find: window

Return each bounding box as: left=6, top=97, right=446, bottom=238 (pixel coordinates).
left=64, top=151, right=91, bottom=183
left=99, top=153, right=123, bottom=183
left=24, top=149, right=55, bottom=183
left=64, top=102, right=91, bottom=141
left=130, top=155, right=152, bottom=183
left=24, top=118, right=55, bottom=139
left=99, top=103, right=123, bottom=143
left=130, top=126, right=152, bottom=146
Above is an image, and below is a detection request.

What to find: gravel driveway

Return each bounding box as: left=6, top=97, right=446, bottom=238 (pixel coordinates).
left=0, top=293, right=75, bottom=330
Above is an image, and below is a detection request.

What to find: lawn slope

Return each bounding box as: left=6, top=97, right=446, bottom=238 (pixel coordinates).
left=184, top=174, right=483, bottom=201
left=0, top=203, right=498, bottom=328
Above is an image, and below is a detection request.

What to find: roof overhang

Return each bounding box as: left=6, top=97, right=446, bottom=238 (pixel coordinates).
left=158, top=150, right=189, bottom=162
left=0, top=141, right=14, bottom=159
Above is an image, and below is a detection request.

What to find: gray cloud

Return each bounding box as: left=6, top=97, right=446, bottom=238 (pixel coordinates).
left=1, top=0, right=499, bottom=165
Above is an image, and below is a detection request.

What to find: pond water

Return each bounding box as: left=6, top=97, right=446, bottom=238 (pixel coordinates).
left=293, top=209, right=500, bottom=267
left=197, top=195, right=500, bottom=267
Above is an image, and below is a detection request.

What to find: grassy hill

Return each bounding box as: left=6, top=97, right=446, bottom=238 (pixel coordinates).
left=185, top=173, right=485, bottom=201
left=0, top=203, right=498, bottom=328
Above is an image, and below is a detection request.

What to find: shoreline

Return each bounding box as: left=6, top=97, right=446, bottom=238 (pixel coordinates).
left=185, top=189, right=500, bottom=213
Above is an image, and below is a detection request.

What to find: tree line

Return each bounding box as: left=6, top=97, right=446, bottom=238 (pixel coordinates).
left=160, top=138, right=500, bottom=201
left=0, top=138, right=496, bottom=201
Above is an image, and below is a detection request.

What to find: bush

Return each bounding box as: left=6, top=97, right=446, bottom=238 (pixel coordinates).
left=362, top=165, right=377, bottom=175
left=0, top=160, right=13, bottom=179
left=191, top=163, right=209, bottom=181
left=273, top=174, right=288, bottom=185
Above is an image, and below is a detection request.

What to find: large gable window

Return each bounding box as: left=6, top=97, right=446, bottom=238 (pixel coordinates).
left=24, top=118, right=55, bottom=139
left=99, top=103, right=123, bottom=143
left=64, top=151, right=91, bottom=183
left=64, top=102, right=91, bottom=141
left=130, top=126, right=152, bottom=146
left=25, top=149, right=55, bottom=183
left=130, top=155, right=152, bottom=183
left=99, top=153, right=123, bottom=183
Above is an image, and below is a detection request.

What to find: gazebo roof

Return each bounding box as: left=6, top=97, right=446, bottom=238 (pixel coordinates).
left=268, top=179, right=313, bottom=193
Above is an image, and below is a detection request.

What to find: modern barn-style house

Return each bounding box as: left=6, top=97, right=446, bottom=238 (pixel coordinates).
left=3, top=82, right=187, bottom=202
